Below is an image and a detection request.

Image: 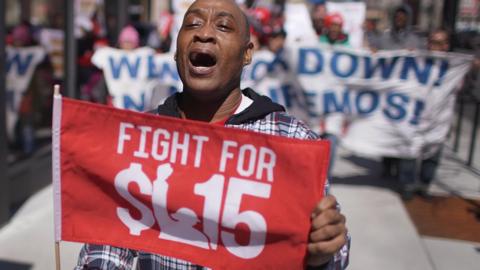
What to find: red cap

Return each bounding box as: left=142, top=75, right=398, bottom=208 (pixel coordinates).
left=324, top=13, right=344, bottom=28
left=251, top=7, right=271, bottom=26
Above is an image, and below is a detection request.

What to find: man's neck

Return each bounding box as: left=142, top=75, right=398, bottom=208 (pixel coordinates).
left=178, top=88, right=242, bottom=123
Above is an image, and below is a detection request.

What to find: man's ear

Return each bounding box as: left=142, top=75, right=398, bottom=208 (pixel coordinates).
left=243, top=41, right=254, bottom=66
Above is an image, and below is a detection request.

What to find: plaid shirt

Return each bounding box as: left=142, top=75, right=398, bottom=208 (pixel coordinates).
left=75, top=103, right=350, bottom=270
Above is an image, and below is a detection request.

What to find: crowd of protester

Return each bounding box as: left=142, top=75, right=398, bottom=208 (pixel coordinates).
left=4, top=0, right=480, bottom=199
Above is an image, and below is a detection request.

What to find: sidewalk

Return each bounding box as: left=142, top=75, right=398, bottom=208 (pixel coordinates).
left=0, top=146, right=478, bottom=270
left=0, top=186, right=81, bottom=270
left=331, top=146, right=480, bottom=270
left=332, top=185, right=434, bottom=270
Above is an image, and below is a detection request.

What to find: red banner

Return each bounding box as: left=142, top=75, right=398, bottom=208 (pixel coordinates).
left=53, top=96, right=329, bottom=269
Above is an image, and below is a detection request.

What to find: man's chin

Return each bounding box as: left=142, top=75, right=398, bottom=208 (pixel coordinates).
left=183, top=81, right=222, bottom=97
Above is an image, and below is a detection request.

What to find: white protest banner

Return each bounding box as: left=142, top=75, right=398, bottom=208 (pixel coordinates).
left=6, top=45, right=46, bottom=140
left=241, top=49, right=312, bottom=124
left=284, top=3, right=319, bottom=44
left=326, top=2, right=366, bottom=48
left=257, top=43, right=472, bottom=158
left=283, top=2, right=366, bottom=47
left=39, top=28, right=64, bottom=80
left=92, top=43, right=471, bottom=158
left=416, top=51, right=468, bottom=158
left=170, top=0, right=195, bottom=52
left=74, top=0, right=104, bottom=38
left=91, top=46, right=177, bottom=111
left=75, top=0, right=101, bottom=18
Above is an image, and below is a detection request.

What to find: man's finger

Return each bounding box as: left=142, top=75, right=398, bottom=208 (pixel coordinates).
left=311, top=209, right=345, bottom=230
left=309, top=223, right=346, bottom=243
left=307, top=231, right=347, bottom=257
left=312, top=195, right=338, bottom=216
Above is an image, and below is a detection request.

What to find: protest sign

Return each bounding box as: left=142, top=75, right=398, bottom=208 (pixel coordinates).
left=283, top=2, right=366, bottom=48
left=91, top=43, right=471, bottom=158
left=170, top=0, right=195, bottom=51
left=284, top=3, right=318, bottom=44
left=52, top=96, right=329, bottom=269
left=6, top=45, right=46, bottom=140
left=91, top=46, right=175, bottom=111
left=39, top=28, right=64, bottom=80
left=75, top=0, right=104, bottom=38
left=285, top=45, right=471, bottom=157
left=326, top=2, right=366, bottom=48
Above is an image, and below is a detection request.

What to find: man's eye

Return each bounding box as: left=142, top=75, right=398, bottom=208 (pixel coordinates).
left=184, top=17, right=202, bottom=28
left=186, top=22, right=200, bottom=28
left=217, top=24, right=231, bottom=31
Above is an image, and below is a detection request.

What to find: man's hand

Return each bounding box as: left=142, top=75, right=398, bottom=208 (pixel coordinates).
left=307, top=195, right=347, bottom=266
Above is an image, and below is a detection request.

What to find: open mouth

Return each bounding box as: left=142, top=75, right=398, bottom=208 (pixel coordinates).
left=189, top=51, right=218, bottom=72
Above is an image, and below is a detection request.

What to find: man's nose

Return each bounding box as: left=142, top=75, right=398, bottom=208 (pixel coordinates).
left=193, top=25, right=216, bottom=43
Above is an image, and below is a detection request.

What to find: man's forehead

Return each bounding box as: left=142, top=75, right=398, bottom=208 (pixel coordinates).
left=187, top=0, right=243, bottom=19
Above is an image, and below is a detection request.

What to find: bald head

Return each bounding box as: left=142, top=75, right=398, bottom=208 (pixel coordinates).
left=175, top=0, right=255, bottom=99
left=186, top=0, right=250, bottom=42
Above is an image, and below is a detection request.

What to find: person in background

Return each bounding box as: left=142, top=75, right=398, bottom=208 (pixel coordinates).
left=118, top=25, right=141, bottom=50
left=39, top=12, right=65, bottom=84
left=363, top=18, right=381, bottom=50
left=147, top=11, right=174, bottom=53
left=248, top=6, right=273, bottom=50
left=316, top=12, right=349, bottom=180
left=76, top=10, right=105, bottom=105
left=319, top=13, right=349, bottom=46
left=81, top=25, right=141, bottom=105
left=267, top=26, right=287, bottom=54
left=9, top=23, right=49, bottom=157
left=375, top=4, right=424, bottom=50
left=266, top=25, right=290, bottom=77
left=309, top=0, right=327, bottom=36
left=375, top=4, right=425, bottom=199
left=414, top=28, right=451, bottom=197
left=11, top=23, right=33, bottom=47
left=428, top=28, right=450, bottom=52
left=247, top=5, right=285, bottom=51
left=461, top=46, right=480, bottom=102
left=11, top=24, right=36, bottom=156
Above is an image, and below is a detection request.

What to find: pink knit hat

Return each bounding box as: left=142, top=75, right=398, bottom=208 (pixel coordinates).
left=12, top=24, right=32, bottom=45
left=118, top=26, right=140, bottom=47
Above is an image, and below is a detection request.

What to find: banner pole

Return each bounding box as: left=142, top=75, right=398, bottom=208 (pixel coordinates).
left=53, top=84, right=61, bottom=270
left=55, top=241, right=61, bottom=270
left=54, top=84, right=60, bottom=96
left=0, top=0, right=9, bottom=226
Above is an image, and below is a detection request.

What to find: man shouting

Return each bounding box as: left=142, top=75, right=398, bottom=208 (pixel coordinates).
left=75, top=0, right=349, bottom=269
